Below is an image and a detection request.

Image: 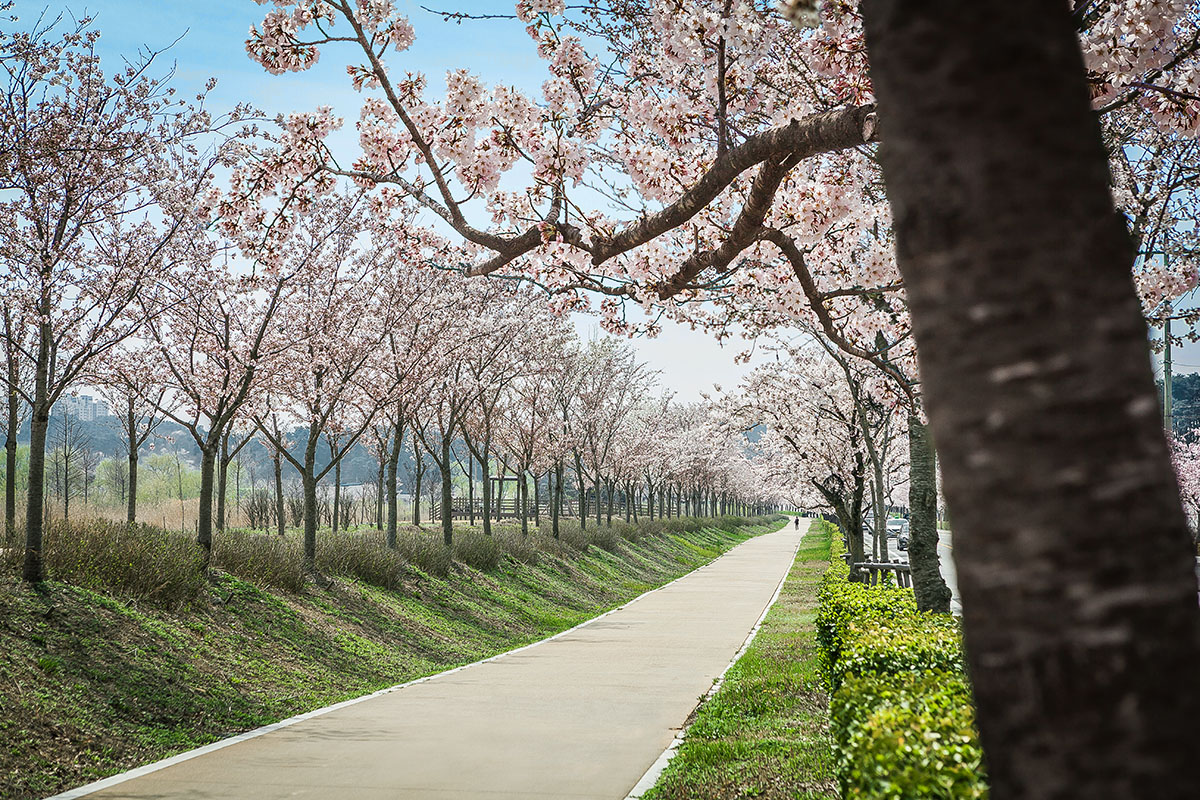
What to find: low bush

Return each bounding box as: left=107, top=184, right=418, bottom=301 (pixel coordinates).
left=834, top=671, right=987, bottom=799
left=453, top=529, right=504, bottom=572
left=493, top=527, right=540, bottom=564
left=832, top=613, right=965, bottom=691
left=392, top=527, right=452, bottom=577
left=636, top=518, right=666, bottom=537
left=608, top=520, right=641, bottom=543
left=815, top=558, right=916, bottom=687
left=587, top=524, right=621, bottom=553
left=814, top=520, right=987, bottom=798
left=42, top=519, right=207, bottom=607
left=214, top=530, right=304, bottom=592
left=555, top=520, right=591, bottom=551
left=315, top=530, right=408, bottom=589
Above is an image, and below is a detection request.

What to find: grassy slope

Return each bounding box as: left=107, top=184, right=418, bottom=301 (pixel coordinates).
left=643, top=521, right=836, bottom=800
left=0, top=523, right=773, bottom=800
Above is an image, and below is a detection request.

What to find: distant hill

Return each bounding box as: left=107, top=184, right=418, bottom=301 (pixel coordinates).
left=11, top=413, right=391, bottom=486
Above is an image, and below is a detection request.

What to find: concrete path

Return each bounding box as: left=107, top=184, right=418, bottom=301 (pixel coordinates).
left=61, top=522, right=802, bottom=800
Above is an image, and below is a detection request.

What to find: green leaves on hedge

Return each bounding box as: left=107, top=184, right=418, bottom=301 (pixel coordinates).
left=813, top=521, right=988, bottom=798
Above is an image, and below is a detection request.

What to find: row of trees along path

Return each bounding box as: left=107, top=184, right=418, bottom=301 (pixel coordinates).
left=5, top=2, right=1200, bottom=796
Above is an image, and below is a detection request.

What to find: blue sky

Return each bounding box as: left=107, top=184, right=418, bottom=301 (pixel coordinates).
left=30, top=0, right=766, bottom=401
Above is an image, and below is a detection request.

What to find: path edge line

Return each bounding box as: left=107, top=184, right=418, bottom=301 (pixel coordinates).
left=43, top=522, right=784, bottom=800
left=624, top=518, right=808, bottom=800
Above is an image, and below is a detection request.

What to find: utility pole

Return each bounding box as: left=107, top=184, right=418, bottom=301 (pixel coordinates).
left=1163, top=250, right=1174, bottom=435
left=1164, top=304, right=1173, bottom=435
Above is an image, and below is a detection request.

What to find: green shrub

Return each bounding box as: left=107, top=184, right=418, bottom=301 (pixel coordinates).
left=833, top=671, right=987, bottom=799
left=42, top=519, right=206, bottom=607
left=555, top=520, right=591, bottom=551
left=453, top=529, right=503, bottom=572
left=637, top=518, right=666, bottom=538
left=609, top=520, right=640, bottom=543
left=587, top=525, right=621, bottom=553
left=315, top=531, right=408, bottom=589
left=815, top=547, right=916, bottom=686
left=214, top=530, right=304, bottom=592
left=833, top=613, right=965, bottom=690
left=392, top=527, right=452, bottom=577
left=816, top=519, right=987, bottom=798
left=491, top=528, right=540, bottom=564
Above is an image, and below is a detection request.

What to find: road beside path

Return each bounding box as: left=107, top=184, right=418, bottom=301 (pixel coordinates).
left=62, top=521, right=803, bottom=800
left=883, top=530, right=961, bottom=614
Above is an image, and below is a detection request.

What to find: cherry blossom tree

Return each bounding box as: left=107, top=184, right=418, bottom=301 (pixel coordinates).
left=94, top=359, right=167, bottom=524
left=0, top=13, right=252, bottom=581
left=570, top=338, right=655, bottom=527
left=248, top=195, right=403, bottom=564
left=467, top=288, right=571, bottom=535
left=860, top=2, right=1200, bottom=795
left=1171, top=434, right=1200, bottom=541
left=2, top=304, right=26, bottom=541
left=142, top=245, right=294, bottom=558
left=226, top=2, right=1200, bottom=790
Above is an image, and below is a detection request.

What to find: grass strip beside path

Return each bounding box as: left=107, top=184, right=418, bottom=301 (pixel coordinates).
left=642, top=520, right=836, bottom=800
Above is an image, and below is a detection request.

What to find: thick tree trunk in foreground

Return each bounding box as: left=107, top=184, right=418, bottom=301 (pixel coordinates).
left=4, top=421, right=15, bottom=543
left=217, top=436, right=229, bottom=533
left=22, top=309, right=53, bottom=582
left=376, top=455, right=385, bottom=531
left=595, top=474, right=603, bottom=527
left=907, top=415, right=950, bottom=613
left=552, top=461, right=562, bottom=538
left=863, top=3, right=1200, bottom=797
left=4, top=342, right=18, bottom=543
left=575, top=452, right=587, bottom=529
left=412, top=440, right=423, bottom=526
left=520, top=471, right=529, bottom=536
left=468, top=452, right=476, bottom=526
left=332, top=458, right=342, bottom=534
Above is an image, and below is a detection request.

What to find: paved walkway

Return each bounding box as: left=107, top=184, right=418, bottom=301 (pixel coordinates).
left=63, top=522, right=802, bottom=800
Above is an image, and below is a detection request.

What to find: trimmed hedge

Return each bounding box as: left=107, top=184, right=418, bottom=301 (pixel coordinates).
left=814, top=521, right=988, bottom=798
left=834, top=671, right=986, bottom=799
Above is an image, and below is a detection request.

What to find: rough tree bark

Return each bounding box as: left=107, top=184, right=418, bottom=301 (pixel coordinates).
left=411, top=438, right=423, bottom=526
left=332, top=457, right=342, bottom=534
left=440, top=435, right=453, bottom=547
left=552, top=461, right=562, bottom=538
left=5, top=340, right=19, bottom=543
left=863, top=2, right=1200, bottom=797
left=273, top=451, right=284, bottom=539
left=907, top=415, right=950, bottom=613
left=468, top=451, right=476, bottom=526
left=386, top=423, right=402, bottom=545
left=21, top=308, right=52, bottom=582
left=575, top=451, right=587, bottom=529
left=480, top=440, right=493, bottom=535
left=216, top=435, right=228, bottom=533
